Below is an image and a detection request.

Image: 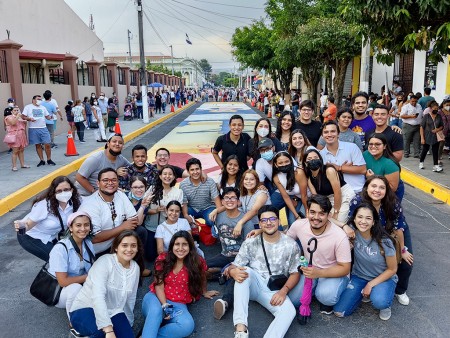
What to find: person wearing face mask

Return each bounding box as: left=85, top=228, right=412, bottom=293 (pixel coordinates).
left=97, top=93, right=109, bottom=134
left=21, top=95, right=55, bottom=167
left=248, top=117, right=283, bottom=164
left=303, top=149, right=355, bottom=224
left=3, top=98, right=15, bottom=133
left=90, top=97, right=107, bottom=142
left=254, top=138, right=277, bottom=193
left=13, top=176, right=82, bottom=261
left=75, top=134, right=130, bottom=196
left=4, top=105, right=29, bottom=171
left=419, top=100, right=444, bottom=172
left=438, top=99, right=450, bottom=161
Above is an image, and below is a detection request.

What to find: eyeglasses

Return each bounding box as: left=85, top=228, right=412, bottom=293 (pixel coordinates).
left=131, top=185, right=146, bottom=190
left=368, top=142, right=383, bottom=147
left=260, top=216, right=279, bottom=224
left=300, top=108, right=313, bottom=112
left=100, top=178, right=118, bottom=184
left=55, top=188, right=72, bottom=194
left=223, top=196, right=238, bottom=202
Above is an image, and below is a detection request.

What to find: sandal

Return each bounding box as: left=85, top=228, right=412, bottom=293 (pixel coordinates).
left=21, top=165, right=30, bottom=168
left=12, top=167, right=18, bottom=171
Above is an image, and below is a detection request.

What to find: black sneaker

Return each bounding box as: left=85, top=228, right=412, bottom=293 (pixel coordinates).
left=47, top=160, right=56, bottom=166
left=37, top=160, right=46, bottom=167
left=319, top=303, right=333, bottom=315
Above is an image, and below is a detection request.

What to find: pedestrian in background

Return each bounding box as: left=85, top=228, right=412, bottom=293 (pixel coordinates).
left=71, top=99, right=86, bottom=143
left=4, top=105, right=29, bottom=171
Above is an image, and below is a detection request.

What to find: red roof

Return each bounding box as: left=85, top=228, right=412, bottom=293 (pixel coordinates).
left=19, top=50, right=66, bottom=61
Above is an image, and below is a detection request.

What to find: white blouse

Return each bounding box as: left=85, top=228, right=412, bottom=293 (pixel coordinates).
left=70, top=254, right=139, bottom=329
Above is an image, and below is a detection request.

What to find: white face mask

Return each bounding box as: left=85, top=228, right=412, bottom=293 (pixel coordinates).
left=35, top=100, right=42, bottom=106
left=99, top=96, right=105, bottom=100
left=445, top=106, right=450, bottom=112
left=8, top=103, right=14, bottom=107
left=55, top=191, right=72, bottom=203
left=257, top=128, right=269, bottom=137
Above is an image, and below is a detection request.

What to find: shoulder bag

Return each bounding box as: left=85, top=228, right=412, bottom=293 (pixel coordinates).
left=29, top=242, right=67, bottom=306
left=260, top=235, right=288, bottom=291
left=432, top=116, right=445, bottom=142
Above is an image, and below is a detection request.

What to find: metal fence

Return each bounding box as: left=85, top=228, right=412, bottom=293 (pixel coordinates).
left=130, top=70, right=137, bottom=86
left=0, top=50, right=8, bottom=83
left=77, top=61, right=94, bottom=86
left=49, top=68, right=69, bottom=84
left=118, top=67, right=126, bottom=85
left=100, top=66, right=112, bottom=87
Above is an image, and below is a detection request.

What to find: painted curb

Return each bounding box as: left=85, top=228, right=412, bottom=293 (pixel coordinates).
left=401, top=167, right=450, bottom=205
left=0, top=103, right=196, bottom=216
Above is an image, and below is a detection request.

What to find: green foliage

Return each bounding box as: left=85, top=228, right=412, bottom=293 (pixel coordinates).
left=198, top=59, right=212, bottom=79
left=340, top=0, right=450, bottom=64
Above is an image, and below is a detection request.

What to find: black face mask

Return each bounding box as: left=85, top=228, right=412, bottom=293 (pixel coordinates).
left=278, top=164, right=292, bottom=173
left=307, top=159, right=322, bottom=171
left=431, top=109, right=438, bottom=114
left=109, top=149, right=122, bottom=157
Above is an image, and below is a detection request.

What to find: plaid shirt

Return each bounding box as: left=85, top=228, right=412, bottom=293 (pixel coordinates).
left=119, top=163, right=159, bottom=192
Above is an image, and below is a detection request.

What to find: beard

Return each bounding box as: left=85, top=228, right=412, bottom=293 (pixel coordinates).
left=100, top=189, right=116, bottom=196
left=109, top=149, right=122, bottom=157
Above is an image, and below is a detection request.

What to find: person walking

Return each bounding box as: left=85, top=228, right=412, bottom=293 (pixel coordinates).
left=419, top=100, right=444, bottom=172
left=71, top=100, right=86, bottom=143
left=4, top=105, right=29, bottom=171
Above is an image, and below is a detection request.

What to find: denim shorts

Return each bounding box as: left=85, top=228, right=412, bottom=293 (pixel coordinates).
left=29, top=128, right=51, bottom=144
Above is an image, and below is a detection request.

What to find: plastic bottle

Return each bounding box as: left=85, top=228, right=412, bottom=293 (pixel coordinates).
left=299, top=256, right=308, bottom=268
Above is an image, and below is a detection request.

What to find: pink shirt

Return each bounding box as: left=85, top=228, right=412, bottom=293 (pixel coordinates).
left=286, top=219, right=351, bottom=269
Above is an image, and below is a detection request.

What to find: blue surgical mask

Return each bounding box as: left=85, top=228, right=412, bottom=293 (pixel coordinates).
left=261, top=150, right=274, bottom=161
left=130, top=192, right=142, bottom=201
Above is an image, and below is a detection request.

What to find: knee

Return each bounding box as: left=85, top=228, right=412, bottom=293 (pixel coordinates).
left=315, top=281, right=344, bottom=306
left=178, top=313, right=195, bottom=336
left=370, top=293, right=393, bottom=310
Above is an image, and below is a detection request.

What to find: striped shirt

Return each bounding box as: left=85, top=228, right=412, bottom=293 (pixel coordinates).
left=180, top=177, right=219, bottom=212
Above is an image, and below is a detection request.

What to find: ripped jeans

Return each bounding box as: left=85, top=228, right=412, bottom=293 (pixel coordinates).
left=333, top=274, right=397, bottom=316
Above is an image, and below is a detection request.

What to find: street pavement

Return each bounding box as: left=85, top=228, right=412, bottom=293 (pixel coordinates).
left=0, top=102, right=449, bottom=337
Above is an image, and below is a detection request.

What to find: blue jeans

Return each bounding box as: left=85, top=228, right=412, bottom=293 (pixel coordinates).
left=292, top=105, right=299, bottom=119
left=286, top=198, right=305, bottom=227
left=17, top=233, right=54, bottom=261
left=288, top=274, right=349, bottom=308
left=389, top=118, right=403, bottom=129
left=333, top=274, right=396, bottom=316
left=187, top=206, right=216, bottom=236
left=86, top=114, right=93, bottom=128
left=269, top=191, right=286, bottom=211
left=396, top=226, right=413, bottom=294
left=69, top=308, right=134, bottom=338
left=142, top=292, right=195, bottom=338
left=395, top=179, right=405, bottom=203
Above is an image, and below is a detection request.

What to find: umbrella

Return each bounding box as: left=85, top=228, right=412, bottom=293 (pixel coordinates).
left=148, top=82, right=163, bottom=88
left=298, top=237, right=317, bottom=325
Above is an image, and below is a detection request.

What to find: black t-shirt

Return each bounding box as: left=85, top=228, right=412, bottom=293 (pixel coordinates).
left=310, top=166, right=346, bottom=195
left=364, top=127, right=404, bottom=152
left=4, top=107, right=13, bottom=117
left=213, top=132, right=251, bottom=171
left=292, top=94, right=299, bottom=106
left=295, top=120, right=322, bottom=147
left=172, top=165, right=185, bottom=179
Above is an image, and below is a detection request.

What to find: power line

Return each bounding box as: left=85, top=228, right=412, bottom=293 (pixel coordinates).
left=186, top=0, right=263, bottom=10
left=142, top=10, right=171, bottom=52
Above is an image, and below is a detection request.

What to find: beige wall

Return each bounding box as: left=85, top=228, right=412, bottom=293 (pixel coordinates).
left=0, top=83, right=12, bottom=152
left=78, top=86, right=97, bottom=101
left=101, top=86, right=114, bottom=98
left=117, top=85, right=127, bottom=105
left=0, top=0, right=103, bottom=62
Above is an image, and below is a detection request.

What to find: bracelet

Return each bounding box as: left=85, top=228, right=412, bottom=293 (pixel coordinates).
left=283, top=284, right=290, bottom=291
left=104, top=331, right=114, bottom=334
left=401, top=246, right=408, bottom=254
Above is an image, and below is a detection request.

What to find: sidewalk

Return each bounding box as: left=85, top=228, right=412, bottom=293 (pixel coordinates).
left=0, top=103, right=195, bottom=215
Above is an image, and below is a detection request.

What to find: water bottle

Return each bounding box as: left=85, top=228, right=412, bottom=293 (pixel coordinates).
left=299, top=256, right=308, bottom=268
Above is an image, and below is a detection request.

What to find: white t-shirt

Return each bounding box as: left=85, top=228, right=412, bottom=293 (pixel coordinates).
left=155, top=219, right=191, bottom=251
left=255, top=158, right=273, bottom=183
left=51, top=98, right=59, bottom=120
left=79, top=191, right=137, bottom=253
left=22, top=103, right=50, bottom=128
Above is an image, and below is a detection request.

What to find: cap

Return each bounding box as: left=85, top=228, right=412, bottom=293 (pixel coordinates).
left=7, top=98, right=15, bottom=103
left=258, top=137, right=274, bottom=149
left=68, top=100, right=73, bottom=104
left=67, top=211, right=91, bottom=228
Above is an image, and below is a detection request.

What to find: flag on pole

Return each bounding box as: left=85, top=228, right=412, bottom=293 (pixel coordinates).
left=185, top=33, right=192, bottom=45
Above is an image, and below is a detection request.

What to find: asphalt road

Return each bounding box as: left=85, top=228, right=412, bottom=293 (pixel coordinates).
left=0, top=104, right=449, bottom=338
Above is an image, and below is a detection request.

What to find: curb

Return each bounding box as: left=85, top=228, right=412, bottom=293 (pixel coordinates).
left=0, top=103, right=196, bottom=216
left=401, top=167, right=450, bottom=205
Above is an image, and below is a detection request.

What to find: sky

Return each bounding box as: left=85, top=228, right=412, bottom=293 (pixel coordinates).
left=64, top=0, right=267, bottom=72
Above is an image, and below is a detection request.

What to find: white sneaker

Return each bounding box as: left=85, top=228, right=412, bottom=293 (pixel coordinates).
left=419, top=162, right=424, bottom=169
left=433, top=165, right=443, bottom=172
left=234, top=330, right=249, bottom=338
left=395, top=293, right=410, bottom=305
left=214, top=299, right=228, bottom=320
left=379, top=307, right=392, bottom=320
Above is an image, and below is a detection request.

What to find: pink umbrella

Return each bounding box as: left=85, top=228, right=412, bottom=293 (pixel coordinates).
left=298, top=237, right=317, bottom=325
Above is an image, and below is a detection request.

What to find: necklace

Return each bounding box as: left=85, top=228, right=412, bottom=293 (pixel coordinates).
left=310, top=221, right=328, bottom=236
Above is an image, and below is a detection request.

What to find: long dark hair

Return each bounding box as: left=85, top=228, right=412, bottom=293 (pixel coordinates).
left=361, top=175, right=398, bottom=234
left=275, top=111, right=295, bottom=140
left=33, top=176, right=81, bottom=216
left=110, top=230, right=145, bottom=275
left=272, top=151, right=295, bottom=191
left=150, top=165, right=177, bottom=204
left=348, top=203, right=396, bottom=249
left=288, top=129, right=311, bottom=162
left=220, top=155, right=241, bottom=192
left=367, top=133, right=401, bottom=171
left=252, top=118, right=273, bottom=158
left=153, top=230, right=205, bottom=298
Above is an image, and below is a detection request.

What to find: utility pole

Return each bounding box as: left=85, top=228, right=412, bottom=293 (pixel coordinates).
left=137, top=0, right=149, bottom=123
left=127, top=29, right=132, bottom=68
left=169, top=45, right=175, bottom=76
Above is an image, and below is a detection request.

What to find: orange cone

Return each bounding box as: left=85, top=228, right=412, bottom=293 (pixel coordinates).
left=268, top=107, right=272, bottom=118
left=259, top=103, right=264, bottom=112
left=114, top=118, right=122, bottom=134
left=178, top=101, right=182, bottom=108
left=170, top=104, right=175, bottom=113
left=186, top=98, right=189, bottom=104
left=65, top=130, right=79, bottom=156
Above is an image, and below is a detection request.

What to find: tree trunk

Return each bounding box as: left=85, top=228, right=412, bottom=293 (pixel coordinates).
left=332, top=59, right=350, bottom=109
left=301, top=66, right=321, bottom=106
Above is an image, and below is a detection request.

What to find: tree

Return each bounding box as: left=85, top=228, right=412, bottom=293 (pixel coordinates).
left=198, top=59, right=212, bottom=80
left=340, top=0, right=450, bottom=64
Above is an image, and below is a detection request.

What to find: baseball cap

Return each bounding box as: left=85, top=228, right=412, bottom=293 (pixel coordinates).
left=7, top=98, right=15, bottom=103
left=258, top=137, right=274, bottom=149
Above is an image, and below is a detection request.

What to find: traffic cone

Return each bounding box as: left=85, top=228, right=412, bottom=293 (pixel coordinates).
left=186, top=98, right=189, bottom=104
left=267, top=107, right=272, bottom=118
left=170, top=104, right=175, bottom=113
left=259, top=103, right=264, bottom=112
left=65, top=130, right=79, bottom=156
left=178, top=101, right=182, bottom=108
left=114, top=118, right=122, bottom=134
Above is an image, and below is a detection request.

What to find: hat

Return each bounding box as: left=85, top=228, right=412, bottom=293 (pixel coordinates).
left=7, top=98, right=15, bottom=103
left=258, top=137, right=274, bottom=149
left=67, top=211, right=91, bottom=228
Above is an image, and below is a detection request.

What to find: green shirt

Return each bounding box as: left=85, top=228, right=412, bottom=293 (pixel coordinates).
left=363, top=151, right=399, bottom=175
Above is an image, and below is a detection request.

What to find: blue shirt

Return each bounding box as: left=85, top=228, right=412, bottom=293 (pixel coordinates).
left=40, top=100, right=56, bottom=125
